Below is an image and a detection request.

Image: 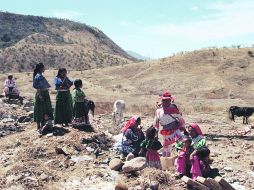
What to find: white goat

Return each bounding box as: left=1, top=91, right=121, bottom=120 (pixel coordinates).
left=112, top=100, right=125, bottom=125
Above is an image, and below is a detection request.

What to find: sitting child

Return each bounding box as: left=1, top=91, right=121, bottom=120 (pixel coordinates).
left=72, top=79, right=89, bottom=126
left=39, top=114, right=53, bottom=136
left=175, top=136, right=194, bottom=178
left=140, top=126, right=162, bottom=169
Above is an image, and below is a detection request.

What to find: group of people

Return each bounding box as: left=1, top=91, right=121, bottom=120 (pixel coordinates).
left=117, top=91, right=218, bottom=179
left=3, top=63, right=217, bottom=180
left=32, top=63, right=90, bottom=135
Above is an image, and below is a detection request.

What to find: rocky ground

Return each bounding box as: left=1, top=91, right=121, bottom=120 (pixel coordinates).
left=0, top=97, right=254, bottom=190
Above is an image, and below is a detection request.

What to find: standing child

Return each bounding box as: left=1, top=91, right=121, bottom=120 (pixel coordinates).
left=71, top=79, right=89, bottom=126
left=140, top=126, right=162, bottom=169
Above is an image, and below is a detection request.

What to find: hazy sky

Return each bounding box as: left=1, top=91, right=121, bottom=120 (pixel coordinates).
left=1, top=0, right=254, bottom=58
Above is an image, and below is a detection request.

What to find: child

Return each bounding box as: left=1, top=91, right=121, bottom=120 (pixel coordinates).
left=175, top=136, right=194, bottom=178
left=140, top=126, right=162, bottom=169
left=39, top=114, right=53, bottom=136
left=71, top=79, right=89, bottom=126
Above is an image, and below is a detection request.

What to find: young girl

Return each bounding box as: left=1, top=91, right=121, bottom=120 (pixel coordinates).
left=71, top=79, right=89, bottom=126
left=140, top=126, right=162, bottom=169
left=175, top=136, right=194, bottom=178
left=54, top=68, right=73, bottom=126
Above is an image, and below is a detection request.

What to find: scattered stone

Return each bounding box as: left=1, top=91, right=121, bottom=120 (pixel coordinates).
left=244, top=126, right=251, bottom=133
left=182, top=176, right=210, bottom=190
left=2, top=118, right=15, bottom=123
left=15, top=140, right=21, bottom=147
left=224, top=166, right=233, bottom=172
left=215, top=176, right=236, bottom=190
left=150, top=181, right=159, bottom=190
left=109, top=158, right=124, bottom=171
left=234, top=155, right=240, bottom=159
left=55, top=147, right=69, bottom=156
left=122, top=157, right=146, bottom=173
left=126, top=153, right=134, bottom=161
left=18, top=115, right=31, bottom=123
left=115, top=183, right=128, bottom=190
left=39, top=173, right=48, bottom=181
left=46, top=133, right=54, bottom=137
left=70, top=155, right=93, bottom=162
left=86, top=147, right=95, bottom=152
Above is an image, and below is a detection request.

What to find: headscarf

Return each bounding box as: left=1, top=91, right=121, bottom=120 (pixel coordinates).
left=188, top=123, right=203, bottom=136
left=121, top=116, right=140, bottom=133
left=159, top=91, right=179, bottom=114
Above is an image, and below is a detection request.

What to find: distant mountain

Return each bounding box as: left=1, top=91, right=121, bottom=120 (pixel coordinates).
left=126, top=50, right=150, bottom=61
left=0, top=12, right=137, bottom=72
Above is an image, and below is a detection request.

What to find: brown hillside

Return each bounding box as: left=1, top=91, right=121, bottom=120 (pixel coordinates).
left=1, top=47, right=254, bottom=115
left=0, top=12, right=138, bottom=72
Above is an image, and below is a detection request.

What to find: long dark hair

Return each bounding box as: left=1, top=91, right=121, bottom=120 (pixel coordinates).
left=146, top=126, right=156, bottom=140
left=33, top=63, right=44, bottom=80
left=57, top=68, right=67, bottom=78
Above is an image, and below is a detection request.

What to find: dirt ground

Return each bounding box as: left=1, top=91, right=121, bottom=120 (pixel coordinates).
left=0, top=98, right=253, bottom=190
left=1, top=49, right=254, bottom=189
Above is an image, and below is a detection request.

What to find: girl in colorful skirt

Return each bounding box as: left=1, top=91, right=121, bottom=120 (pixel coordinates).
left=54, top=68, right=73, bottom=126
left=33, top=63, right=53, bottom=134
left=174, top=136, right=194, bottom=178
left=140, top=126, right=162, bottom=169
left=71, top=79, right=89, bottom=126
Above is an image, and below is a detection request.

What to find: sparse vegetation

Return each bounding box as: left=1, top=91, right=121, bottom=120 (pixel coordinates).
left=0, top=12, right=137, bottom=72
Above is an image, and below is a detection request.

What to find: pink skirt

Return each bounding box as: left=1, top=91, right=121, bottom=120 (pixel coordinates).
left=146, top=149, right=162, bottom=169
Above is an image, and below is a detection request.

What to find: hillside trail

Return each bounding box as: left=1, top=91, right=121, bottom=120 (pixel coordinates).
left=0, top=99, right=254, bottom=190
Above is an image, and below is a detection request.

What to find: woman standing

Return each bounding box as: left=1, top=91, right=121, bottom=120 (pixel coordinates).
left=33, top=63, right=53, bottom=133
left=54, top=68, right=73, bottom=126
left=153, top=91, right=185, bottom=157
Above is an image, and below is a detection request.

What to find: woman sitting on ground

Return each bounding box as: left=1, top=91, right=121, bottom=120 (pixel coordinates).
left=121, top=116, right=145, bottom=157
left=3, top=74, right=20, bottom=97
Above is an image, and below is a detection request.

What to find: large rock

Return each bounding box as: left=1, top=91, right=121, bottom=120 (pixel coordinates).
left=109, top=158, right=124, bottom=171
left=122, top=157, right=146, bottom=173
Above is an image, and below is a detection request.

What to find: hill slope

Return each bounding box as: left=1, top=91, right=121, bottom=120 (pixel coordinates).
left=0, top=12, right=137, bottom=72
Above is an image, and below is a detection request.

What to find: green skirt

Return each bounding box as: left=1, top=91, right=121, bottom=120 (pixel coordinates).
left=54, top=90, right=73, bottom=124
left=34, top=90, right=53, bottom=122
left=73, top=101, right=88, bottom=119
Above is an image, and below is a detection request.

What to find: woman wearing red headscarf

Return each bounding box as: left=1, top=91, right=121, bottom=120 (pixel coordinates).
left=153, top=91, right=185, bottom=157
left=121, top=116, right=145, bottom=157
